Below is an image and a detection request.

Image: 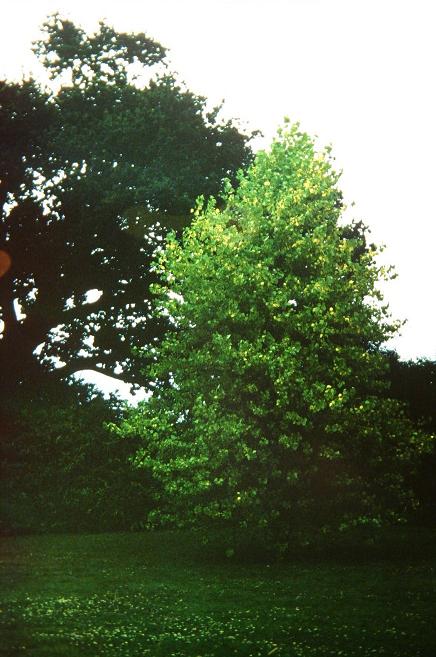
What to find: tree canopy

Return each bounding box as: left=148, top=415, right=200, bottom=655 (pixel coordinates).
left=119, top=124, right=432, bottom=546
left=0, top=15, right=253, bottom=391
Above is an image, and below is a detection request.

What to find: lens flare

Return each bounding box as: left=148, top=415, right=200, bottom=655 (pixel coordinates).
left=0, top=250, right=12, bottom=278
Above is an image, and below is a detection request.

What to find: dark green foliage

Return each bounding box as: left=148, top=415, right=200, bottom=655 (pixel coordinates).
left=0, top=15, right=252, bottom=536
left=0, top=15, right=253, bottom=390
left=0, top=80, right=55, bottom=385
left=387, top=353, right=436, bottom=431
left=0, top=382, right=151, bottom=533
left=386, top=352, right=436, bottom=522
left=33, top=14, right=167, bottom=86
left=0, top=79, right=53, bottom=208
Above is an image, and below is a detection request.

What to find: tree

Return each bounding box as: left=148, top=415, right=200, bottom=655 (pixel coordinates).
left=0, top=15, right=253, bottom=392
left=387, top=353, right=436, bottom=432
left=1, top=380, right=151, bottom=533
left=119, top=124, right=433, bottom=547
left=386, top=352, right=436, bottom=521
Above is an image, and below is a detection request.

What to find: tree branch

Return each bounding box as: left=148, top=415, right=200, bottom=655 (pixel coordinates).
left=58, top=357, right=133, bottom=385
left=0, top=273, right=18, bottom=339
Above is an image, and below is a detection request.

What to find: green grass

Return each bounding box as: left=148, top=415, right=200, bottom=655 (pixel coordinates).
left=0, top=528, right=435, bottom=656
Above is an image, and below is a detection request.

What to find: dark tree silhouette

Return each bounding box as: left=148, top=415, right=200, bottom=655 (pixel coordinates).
left=0, top=15, right=253, bottom=391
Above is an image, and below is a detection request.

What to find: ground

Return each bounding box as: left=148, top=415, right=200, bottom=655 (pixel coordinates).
left=0, top=528, right=435, bottom=656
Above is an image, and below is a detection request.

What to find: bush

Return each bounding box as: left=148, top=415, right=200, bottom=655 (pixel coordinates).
left=1, top=379, right=151, bottom=533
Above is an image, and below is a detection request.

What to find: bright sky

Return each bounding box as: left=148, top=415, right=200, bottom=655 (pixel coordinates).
left=1, top=0, right=435, bottom=399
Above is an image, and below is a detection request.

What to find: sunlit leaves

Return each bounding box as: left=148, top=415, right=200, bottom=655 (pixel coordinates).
left=120, top=125, right=433, bottom=544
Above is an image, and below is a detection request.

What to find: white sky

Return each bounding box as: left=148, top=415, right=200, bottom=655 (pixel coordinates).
left=1, top=0, right=435, bottom=399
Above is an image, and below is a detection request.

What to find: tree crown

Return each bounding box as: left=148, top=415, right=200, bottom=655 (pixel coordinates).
left=119, top=125, right=431, bottom=544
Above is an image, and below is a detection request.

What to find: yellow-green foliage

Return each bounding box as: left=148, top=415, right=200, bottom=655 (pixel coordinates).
left=120, top=125, right=432, bottom=543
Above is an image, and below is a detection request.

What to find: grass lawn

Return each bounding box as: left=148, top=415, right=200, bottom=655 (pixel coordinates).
left=0, top=528, right=435, bottom=657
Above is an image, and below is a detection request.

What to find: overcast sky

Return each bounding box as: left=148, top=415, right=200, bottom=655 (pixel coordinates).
left=1, top=0, right=435, bottom=399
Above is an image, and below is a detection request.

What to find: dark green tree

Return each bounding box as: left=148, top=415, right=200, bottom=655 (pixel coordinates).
left=1, top=379, right=151, bottom=533
left=0, top=15, right=253, bottom=392
left=387, top=353, right=436, bottom=431
left=386, top=352, right=436, bottom=521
